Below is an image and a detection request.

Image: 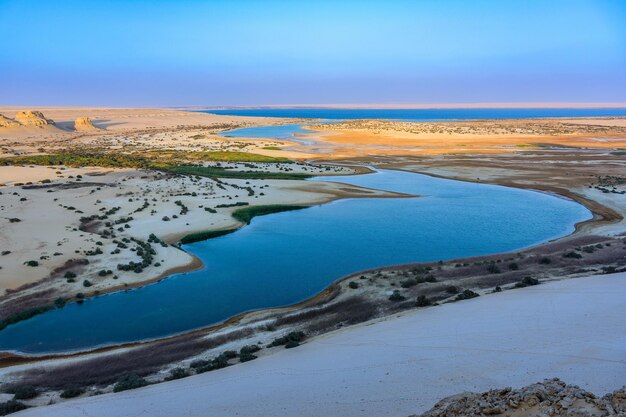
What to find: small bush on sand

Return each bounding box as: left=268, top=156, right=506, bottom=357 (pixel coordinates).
left=285, top=340, right=300, bottom=349
left=0, top=400, right=28, bottom=415
left=6, top=385, right=38, bottom=400
left=269, top=331, right=306, bottom=347
left=60, top=385, right=85, bottom=399
left=514, top=276, right=540, bottom=288
left=539, top=257, right=551, bottom=264
left=416, top=295, right=432, bottom=307
left=239, top=352, right=257, bottom=362
left=445, top=286, right=459, bottom=294
left=348, top=281, right=359, bottom=289
left=113, top=374, right=148, bottom=392
left=165, top=368, right=189, bottom=381
left=388, top=291, right=406, bottom=302
left=455, top=289, right=479, bottom=301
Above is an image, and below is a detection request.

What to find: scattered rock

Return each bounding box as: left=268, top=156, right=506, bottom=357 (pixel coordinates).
left=411, top=378, right=625, bottom=417
left=0, top=113, right=21, bottom=127
left=74, top=117, right=99, bottom=131
left=14, top=110, right=54, bottom=126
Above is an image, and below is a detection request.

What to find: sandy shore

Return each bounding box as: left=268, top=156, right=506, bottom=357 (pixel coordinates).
left=11, top=272, right=626, bottom=417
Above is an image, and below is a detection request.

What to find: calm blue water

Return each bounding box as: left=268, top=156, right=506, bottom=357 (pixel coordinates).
left=0, top=169, right=591, bottom=354
left=204, top=107, right=626, bottom=121
left=220, top=123, right=312, bottom=139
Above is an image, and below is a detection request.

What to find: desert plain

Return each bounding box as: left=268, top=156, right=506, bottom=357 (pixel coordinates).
left=0, top=107, right=624, bottom=416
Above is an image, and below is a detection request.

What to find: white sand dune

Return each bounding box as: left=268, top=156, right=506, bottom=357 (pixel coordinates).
left=15, top=272, right=626, bottom=417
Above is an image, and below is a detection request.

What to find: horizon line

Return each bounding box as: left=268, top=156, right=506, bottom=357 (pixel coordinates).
left=2, top=102, right=626, bottom=111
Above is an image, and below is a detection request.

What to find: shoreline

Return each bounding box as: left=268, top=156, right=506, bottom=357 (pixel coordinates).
left=0, top=163, right=618, bottom=363
left=21, top=272, right=624, bottom=417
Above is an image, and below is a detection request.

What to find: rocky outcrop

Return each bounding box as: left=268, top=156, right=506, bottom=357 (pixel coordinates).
left=0, top=113, right=20, bottom=127
left=413, top=379, right=625, bottom=417
left=74, top=117, right=98, bottom=131
left=14, top=110, right=54, bottom=127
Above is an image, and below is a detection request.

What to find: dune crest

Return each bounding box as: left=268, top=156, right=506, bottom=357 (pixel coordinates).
left=14, top=110, right=55, bottom=126
left=74, top=116, right=99, bottom=131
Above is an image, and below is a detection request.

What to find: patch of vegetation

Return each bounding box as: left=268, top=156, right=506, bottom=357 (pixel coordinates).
left=0, top=305, right=53, bottom=331
left=179, top=229, right=235, bottom=244
left=113, top=374, right=148, bottom=392
left=4, top=385, right=38, bottom=400
left=269, top=331, right=306, bottom=348
left=454, top=289, right=480, bottom=301
left=514, top=276, right=540, bottom=288
left=232, top=205, right=305, bottom=224
left=166, top=165, right=311, bottom=180
left=0, top=151, right=290, bottom=169
left=415, top=295, right=432, bottom=307
left=189, top=151, right=291, bottom=163
left=0, top=400, right=27, bottom=416
left=60, top=385, right=85, bottom=399
left=388, top=291, right=406, bottom=302
left=165, top=368, right=189, bottom=381
left=239, top=346, right=259, bottom=362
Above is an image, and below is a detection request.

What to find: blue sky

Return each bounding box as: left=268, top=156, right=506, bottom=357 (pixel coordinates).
left=1, top=0, right=625, bottom=106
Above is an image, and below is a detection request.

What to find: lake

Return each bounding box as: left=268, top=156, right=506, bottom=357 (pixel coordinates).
left=203, top=107, right=626, bottom=121
left=0, top=169, right=591, bottom=353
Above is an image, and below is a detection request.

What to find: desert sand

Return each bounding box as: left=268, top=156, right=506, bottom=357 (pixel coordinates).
left=10, top=272, right=626, bottom=417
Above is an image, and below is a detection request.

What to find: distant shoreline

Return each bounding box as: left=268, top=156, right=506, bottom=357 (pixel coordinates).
left=184, top=102, right=626, bottom=110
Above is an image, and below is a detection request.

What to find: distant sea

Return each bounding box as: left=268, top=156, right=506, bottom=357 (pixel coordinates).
left=202, top=107, right=626, bottom=121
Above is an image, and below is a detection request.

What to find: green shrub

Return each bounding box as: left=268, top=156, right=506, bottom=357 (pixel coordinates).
left=232, top=205, right=305, bottom=225
left=0, top=400, right=27, bottom=415
left=113, top=374, right=148, bottom=392
left=445, top=286, right=459, bottom=294
left=348, top=281, right=359, bottom=289
left=239, top=352, right=257, bottom=362
left=0, top=305, right=53, bottom=331
left=64, top=271, right=77, bottom=279
left=60, top=385, right=85, bottom=399
left=415, top=295, right=431, bottom=307
left=6, top=385, right=38, bottom=400
left=388, top=291, right=406, bottom=302
left=514, top=276, right=540, bottom=288
left=269, top=331, right=306, bottom=347
left=165, top=368, right=189, bottom=381
left=400, top=278, right=417, bottom=288
left=240, top=345, right=261, bottom=355
left=455, top=289, right=479, bottom=301
left=179, top=229, right=235, bottom=244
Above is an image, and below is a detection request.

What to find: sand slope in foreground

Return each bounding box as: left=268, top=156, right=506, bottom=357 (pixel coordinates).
left=14, top=272, right=626, bottom=417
